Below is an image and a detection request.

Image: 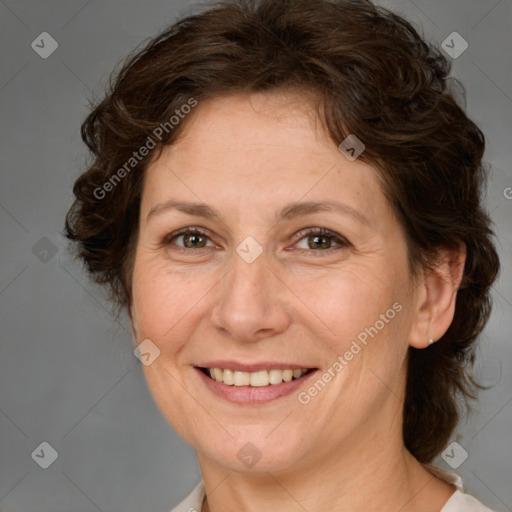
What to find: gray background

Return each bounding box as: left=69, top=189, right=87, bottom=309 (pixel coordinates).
left=0, top=0, right=510, bottom=511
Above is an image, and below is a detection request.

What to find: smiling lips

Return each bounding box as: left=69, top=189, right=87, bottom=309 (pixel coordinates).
left=196, top=362, right=317, bottom=403
left=203, top=367, right=310, bottom=387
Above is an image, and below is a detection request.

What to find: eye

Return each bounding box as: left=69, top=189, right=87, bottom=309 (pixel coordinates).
left=294, top=227, right=349, bottom=251
left=163, top=228, right=215, bottom=249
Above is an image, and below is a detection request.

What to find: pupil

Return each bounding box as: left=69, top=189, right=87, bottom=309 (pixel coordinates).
left=309, top=235, right=331, bottom=249
left=184, top=233, right=206, bottom=248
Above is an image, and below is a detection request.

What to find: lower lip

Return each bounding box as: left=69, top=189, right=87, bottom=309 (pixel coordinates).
left=195, top=368, right=317, bottom=404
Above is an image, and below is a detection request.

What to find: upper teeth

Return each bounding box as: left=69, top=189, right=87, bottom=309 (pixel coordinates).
left=207, top=368, right=308, bottom=386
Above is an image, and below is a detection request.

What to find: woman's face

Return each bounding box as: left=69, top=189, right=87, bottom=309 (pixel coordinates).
left=130, top=92, right=424, bottom=473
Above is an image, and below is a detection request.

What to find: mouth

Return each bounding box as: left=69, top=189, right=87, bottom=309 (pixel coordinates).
left=195, top=364, right=318, bottom=404
left=199, top=367, right=313, bottom=386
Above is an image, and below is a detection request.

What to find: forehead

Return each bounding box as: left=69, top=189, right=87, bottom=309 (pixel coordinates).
left=140, top=92, right=389, bottom=226
left=166, top=92, right=334, bottom=167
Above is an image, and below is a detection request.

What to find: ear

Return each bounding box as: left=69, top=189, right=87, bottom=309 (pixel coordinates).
left=409, top=242, right=466, bottom=349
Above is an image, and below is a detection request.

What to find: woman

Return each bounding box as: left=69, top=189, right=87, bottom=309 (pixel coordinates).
left=64, top=0, right=500, bottom=510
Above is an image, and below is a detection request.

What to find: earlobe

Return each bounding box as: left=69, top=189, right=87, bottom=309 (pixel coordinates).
left=409, top=243, right=466, bottom=349
left=428, top=315, right=437, bottom=345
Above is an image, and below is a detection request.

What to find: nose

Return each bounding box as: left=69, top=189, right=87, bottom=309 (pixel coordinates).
left=210, top=251, right=291, bottom=343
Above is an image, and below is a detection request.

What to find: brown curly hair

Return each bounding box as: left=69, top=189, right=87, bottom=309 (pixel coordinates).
left=64, top=0, right=500, bottom=463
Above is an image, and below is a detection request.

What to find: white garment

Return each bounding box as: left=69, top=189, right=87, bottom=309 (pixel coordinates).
left=169, top=465, right=495, bottom=512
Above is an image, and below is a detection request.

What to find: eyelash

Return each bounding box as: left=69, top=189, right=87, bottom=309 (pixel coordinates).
left=294, top=227, right=350, bottom=252
left=162, top=226, right=350, bottom=253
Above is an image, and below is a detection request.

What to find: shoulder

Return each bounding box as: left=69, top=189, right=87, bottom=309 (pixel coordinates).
left=169, top=481, right=205, bottom=512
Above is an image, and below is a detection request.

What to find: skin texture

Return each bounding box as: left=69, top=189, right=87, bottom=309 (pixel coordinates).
left=130, top=92, right=465, bottom=512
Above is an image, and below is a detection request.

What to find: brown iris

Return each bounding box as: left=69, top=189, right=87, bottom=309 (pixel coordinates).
left=308, top=234, right=332, bottom=250
left=183, top=232, right=208, bottom=248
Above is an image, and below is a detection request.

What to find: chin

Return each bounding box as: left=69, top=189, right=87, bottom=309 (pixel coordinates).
left=194, top=426, right=312, bottom=474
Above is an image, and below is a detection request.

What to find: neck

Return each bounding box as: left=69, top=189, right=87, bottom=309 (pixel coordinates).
left=197, top=416, right=454, bottom=512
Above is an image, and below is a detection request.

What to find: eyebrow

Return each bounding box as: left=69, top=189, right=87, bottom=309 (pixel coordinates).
left=279, top=201, right=369, bottom=226
left=147, top=200, right=221, bottom=222
left=146, top=199, right=369, bottom=226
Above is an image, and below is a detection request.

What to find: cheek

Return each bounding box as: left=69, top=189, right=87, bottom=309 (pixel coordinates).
left=130, top=256, right=214, bottom=349
left=292, top=261, right=403, bottom=344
